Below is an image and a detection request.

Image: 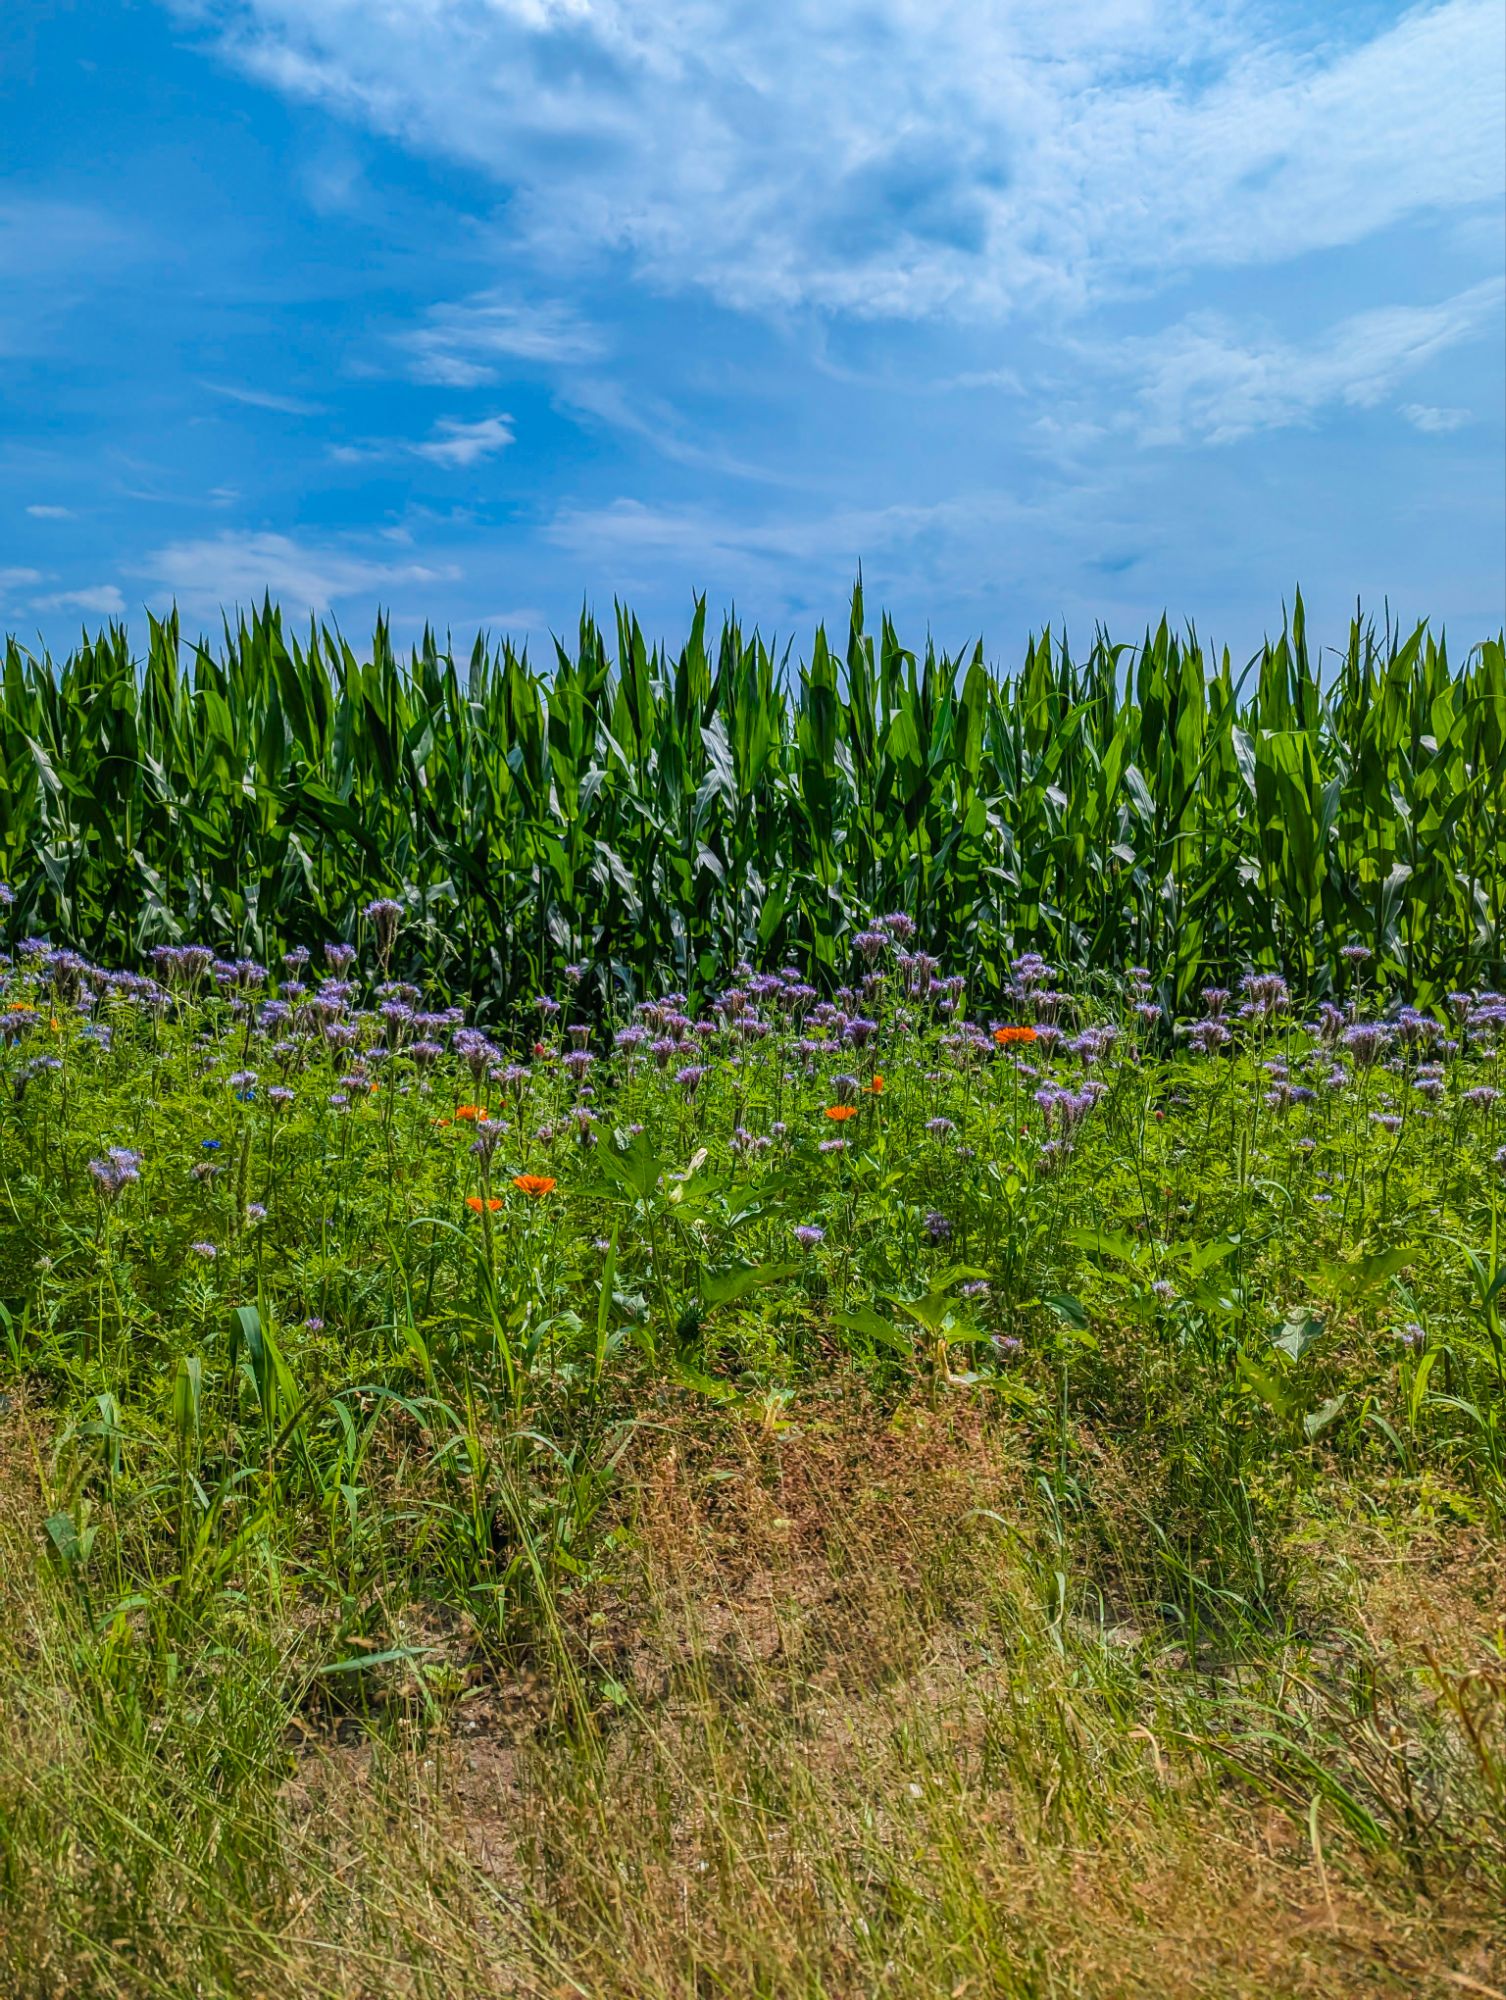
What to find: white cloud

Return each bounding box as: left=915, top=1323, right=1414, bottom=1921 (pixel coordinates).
left=329, top=415, right=517, bottom=468
left=1401, top=402, right=1471, bottom=434
left=140, top=530, right=460, bottom=617
left=35, top=585, right=127, bottom=616
left=1119, top=279, right=1504, bottom=444
left=175, top=0, right=1505, bottom=320
left=556, top=376, right=790, bottom=484
left=0, top=566, right=44, bottom=593
left=411, top=415, right=515, bottom=468
left=200, top=379, right=325, bottom=415
left=399, top=295, right=602, bottom=385
left=26, top=504, right=75, bottom=520
left=547, top=491, right=1023, bottom=576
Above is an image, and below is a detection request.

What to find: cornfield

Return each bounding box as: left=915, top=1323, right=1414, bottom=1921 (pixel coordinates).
left=2, top=586, right=1503, bottom=1009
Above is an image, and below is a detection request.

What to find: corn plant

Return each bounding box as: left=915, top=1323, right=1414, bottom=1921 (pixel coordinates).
left=2, top=588, right=1502, bottom=1010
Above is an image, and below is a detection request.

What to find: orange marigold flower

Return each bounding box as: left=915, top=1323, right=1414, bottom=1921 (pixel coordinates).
left=512, top=1174, right=557, bottom=1196
left=432, top=1117, right=453, bottom=1128
left=455, top=1104, right=487, bottom=1121
left=824, top=1104, right=859, bottom=1122
left=465, top=1194, right=504, bottom=1213
left=866, top=1074, right=884, bottom=1094
left=993, top=1025, right=1038, bottom=1046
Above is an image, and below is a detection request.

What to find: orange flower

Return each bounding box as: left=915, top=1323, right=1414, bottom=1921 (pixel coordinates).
left=455, top=1104, right=487, bottom=1121
left=432, top=1117, right=453, bottom=1128
left=866, top=1074, right=884, bottom=1095
left=824, top=1105, right=859, bottom=1122
left=993, top=1025, right=1038, bottom=1046
left=5, top=1002, right=35, bottom=1015
left=512, top=1174, right=557, bottom=1197
left=466, top=1194, right=504, bottom=1213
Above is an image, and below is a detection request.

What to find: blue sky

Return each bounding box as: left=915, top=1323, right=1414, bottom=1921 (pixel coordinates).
left=2, top=0, right=1502, bottom=666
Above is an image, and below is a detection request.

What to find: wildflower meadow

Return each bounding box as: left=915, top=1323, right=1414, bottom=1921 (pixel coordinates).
left=1, top=818, right=1505, bottom=1996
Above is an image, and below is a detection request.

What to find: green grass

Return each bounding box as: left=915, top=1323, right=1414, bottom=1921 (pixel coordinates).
left=0, top=919, right=1503, bottom=1996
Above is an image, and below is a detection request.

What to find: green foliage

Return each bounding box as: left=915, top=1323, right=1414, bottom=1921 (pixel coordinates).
left=3, top=589, right=1503, bottom=1008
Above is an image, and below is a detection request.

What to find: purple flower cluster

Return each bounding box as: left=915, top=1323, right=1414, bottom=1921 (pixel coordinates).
left=88, top=1148, right=143, bottom=1200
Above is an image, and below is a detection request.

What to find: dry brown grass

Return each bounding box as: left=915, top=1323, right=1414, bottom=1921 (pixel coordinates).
left=1, top=1386, right=1503, bottom=2000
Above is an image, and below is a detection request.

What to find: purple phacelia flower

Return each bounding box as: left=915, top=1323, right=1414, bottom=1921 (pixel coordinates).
left=363, top=898, right=402, bottom=956
left=453, top=1028, right=500, bottom=1081
left=88, top=1149, right=142, bottom=1199
left=1342, top=1022, right=1390, bottom=1067
left=1239, top=971, right=1291, bottom=1018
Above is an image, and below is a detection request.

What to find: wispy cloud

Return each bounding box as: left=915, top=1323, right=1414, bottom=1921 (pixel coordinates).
left=178, top=0, right=1505, bottom=319
left=200, top=379, right=326, bottom=415
left=1401, top=402, right=1471, bottom=434
left=329, top=414, right=516, bottom=469
left=0, top=196, right=142, bottom=357
left=410, top=414, right=514, bottom=468
left=556, top=377, right=793, bottom=486
left=35, top=584, right=127, bottom=616
left=0, top=197, right=136, bottom=280
left=1119, top=280, right=1505, bottom=445
left=25, top=505, right=75, bottom=520
left=399, top=294, right=602, bottom=385
left=140, top=529, right=459, bottom=618
left=547, top=491, right=1024, bottom=576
